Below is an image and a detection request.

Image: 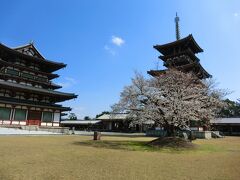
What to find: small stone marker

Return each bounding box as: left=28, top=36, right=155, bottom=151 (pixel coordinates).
left=183, top=132, right=188, bottom=140
left=72, top=127, right=75, bottom=134
left=93, top=131, right=101, bottom=140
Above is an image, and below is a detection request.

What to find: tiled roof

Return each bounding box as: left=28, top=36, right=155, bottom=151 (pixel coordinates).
left=211, top=118, right=240, bottom=124
left=60, top=120, right=101, bottom=125
left=0, top=80, right=77, bottom=99
left=96, top=113, right=128, bottom=120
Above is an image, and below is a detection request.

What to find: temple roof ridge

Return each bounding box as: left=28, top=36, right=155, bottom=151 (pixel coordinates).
left=0, top=43, right=67, bottom=72
left=13, top=42, right=45, bottom=59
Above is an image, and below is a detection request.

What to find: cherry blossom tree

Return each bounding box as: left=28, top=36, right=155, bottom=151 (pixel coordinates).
left=112, top=69, right=225, bottom=136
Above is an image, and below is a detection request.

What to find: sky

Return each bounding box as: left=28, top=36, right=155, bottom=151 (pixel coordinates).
left=1, top=0, right=240, bottom=118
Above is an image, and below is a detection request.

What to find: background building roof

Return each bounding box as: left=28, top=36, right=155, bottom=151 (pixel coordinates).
left=60, top=120, right=101, bottom=125
left=96, top=113, right=128, bottom=120
left=211, top=118, right=240, bottom=124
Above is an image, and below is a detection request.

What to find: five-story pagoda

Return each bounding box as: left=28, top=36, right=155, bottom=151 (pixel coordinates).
left=0, top=42, right=77, bottom=127
left=148, top=13, right=211, bottom=79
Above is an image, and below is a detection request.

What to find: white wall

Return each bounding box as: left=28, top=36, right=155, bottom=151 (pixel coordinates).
left=53, top=112, right=60, bottom=122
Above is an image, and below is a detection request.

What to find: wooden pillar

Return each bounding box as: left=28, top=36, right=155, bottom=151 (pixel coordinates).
left=108, top=122, right=112, bottom=130
left=59, top=111, right=62, bottom=126
left=140, top=123, right=143, bottom=132
left=26, top=106, right=30, bottom=125
left=40, top=108, right=43, bottom=126
left=52, top=110, right=55, bottom=127
left=25, top=108, right=28, bottom=126
left=10, top=105, right=15, bottom=125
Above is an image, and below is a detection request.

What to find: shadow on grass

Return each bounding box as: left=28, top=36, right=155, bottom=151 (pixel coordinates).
left=73, top=140, right=197, bottom=153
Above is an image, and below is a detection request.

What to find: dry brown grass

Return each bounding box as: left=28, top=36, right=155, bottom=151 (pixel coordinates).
left=0, top=135, right=240, bottom=180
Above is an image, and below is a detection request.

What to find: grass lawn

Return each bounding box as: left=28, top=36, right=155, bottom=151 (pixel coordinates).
left=0, top=135, right=240, bottom=180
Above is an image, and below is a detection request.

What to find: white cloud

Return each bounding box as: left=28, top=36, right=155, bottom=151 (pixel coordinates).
left=104, top=45, right=116, bottom=56
left=64, top=77, right=77, bottom=84
left=104, top=35, right=125, bottom=55
left=57, top=82, right=71, bottom=88
left=72, top=106, right=85, bottom=118
left=111, top=36, right=125, bottom=46
left=62, top=105, right=86, bottom=119
left=234, top=12, right=239, bottom=17
left=57, top=77, right=77, bottom=89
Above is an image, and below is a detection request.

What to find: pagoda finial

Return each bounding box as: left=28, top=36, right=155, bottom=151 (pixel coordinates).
left=175, top=12, right=180, bottom=40
left=29, top=40, right=34, bottom=45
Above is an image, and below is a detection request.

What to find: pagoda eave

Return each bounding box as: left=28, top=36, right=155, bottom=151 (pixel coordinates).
left=176, top=62, right=211, bottom=79
left=147, top=70, right=166, bottom=77
left=154, top=34, right=203, bottom=55
left=0, top=97, right=72, bottom=111
left=0, top=73, right=62, bottom=90
left=0, top=81, right=77, bottom=101
left=0, top=59, right=60, bottom=79
left=159, top=50, right=200, bottom=63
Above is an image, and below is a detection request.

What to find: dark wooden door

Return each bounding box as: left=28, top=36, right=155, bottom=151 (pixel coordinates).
left=27, top=110, right=41, bottom=125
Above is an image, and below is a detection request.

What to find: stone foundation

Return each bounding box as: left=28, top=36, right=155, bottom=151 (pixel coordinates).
left=146, top=130, right=219, bottom=139
left=39, top=126, right=69, bottom=134
left=20, top=125, right=69, bottom=134
left=192, top=131, right=212, bottom=139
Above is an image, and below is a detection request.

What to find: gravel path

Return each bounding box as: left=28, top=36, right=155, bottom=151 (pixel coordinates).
left=73, top=130, right=146, bottom=136
left=0, top=127, right=145, bottom=136
left=0, top=127, right=60, bottom=135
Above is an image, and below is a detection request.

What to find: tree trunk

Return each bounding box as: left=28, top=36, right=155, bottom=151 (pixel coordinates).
left=165, top=124, right=176, bottom=137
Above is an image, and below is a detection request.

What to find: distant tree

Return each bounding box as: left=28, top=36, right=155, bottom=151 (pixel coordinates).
left=112, top=70, right=226, bottom=136
left=96, top=111, right=110, bottom=118
left=68, top=113, right=77, bottom=120
left=219, top=99, right=240, bottom=117
left=84, top=116, right=91, bottom=120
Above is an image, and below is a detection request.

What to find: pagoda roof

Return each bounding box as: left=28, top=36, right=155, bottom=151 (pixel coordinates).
left=154, top=34, right=203, bottom=55
left=0, top=73, right=62, bottom=90
left=0, top=96, right=71, bottom=111
left=13, top=43, right=45, bottom=59
left=0, top=81, right=77, bottom=101
left=176, top=62, right=211, bottom=79
left=0, top=58, right=59, bottom=80
left=172, top=62, right=212, bottom=79
left=0, top=43, right=66, bottom=72
left=160, top=49, right=200, bottom=63
left=148, top=62, right=211, bottom=79
left=147, top=70, right=166, bottom=77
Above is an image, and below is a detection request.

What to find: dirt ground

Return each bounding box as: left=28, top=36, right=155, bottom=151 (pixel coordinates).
left=0, top=135, right=239, bottom=180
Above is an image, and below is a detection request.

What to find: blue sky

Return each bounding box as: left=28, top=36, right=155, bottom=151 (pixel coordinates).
left=1, top=0, right=240, bottom=118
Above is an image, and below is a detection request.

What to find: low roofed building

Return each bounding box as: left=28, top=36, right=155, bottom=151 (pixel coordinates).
left=211, top=118, right=240, bottom=136
left=96, top=113, right=154, bottom=132
left=60, top=120, right=101, bottom=131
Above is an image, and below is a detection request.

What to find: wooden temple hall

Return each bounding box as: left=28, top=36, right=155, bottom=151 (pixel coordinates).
left=0, top=42, right=77, bottom=127
left=148, top=13, right=211, bottom=79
